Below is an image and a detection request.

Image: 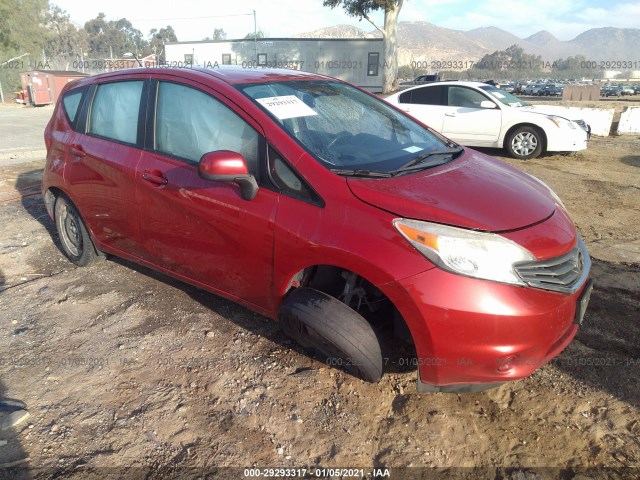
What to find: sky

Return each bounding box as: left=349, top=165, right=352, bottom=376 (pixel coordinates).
left=52, top=0, right=640, bottom=42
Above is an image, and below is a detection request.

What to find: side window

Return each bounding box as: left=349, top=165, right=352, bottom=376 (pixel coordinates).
left=398, top=91, right=412, bottom=103
left=447, top=86, right=488, bottom=108
left=155, top=82, right=259, bottom=174
left=410, top=86, right=444, bottom=105
left=62, top=89, right=84, bottom=126
left=267, top=146, right=314, bottom=201
left=88, top=81, right=143, bottom=144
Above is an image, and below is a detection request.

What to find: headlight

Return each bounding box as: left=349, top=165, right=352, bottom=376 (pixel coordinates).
left=546, top=115, right=575, bottom=129
left=393, top=219, right=535, bottom=285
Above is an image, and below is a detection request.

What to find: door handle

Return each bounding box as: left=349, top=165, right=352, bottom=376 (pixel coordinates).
left=445, top=113, right=456, bottom=117
left=70, top=144, right=86, bottom=158
left=142, top=170, right=168, bottom=186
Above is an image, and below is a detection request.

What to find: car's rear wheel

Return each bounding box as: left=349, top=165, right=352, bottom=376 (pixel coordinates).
left=506, top=126, right=543, bottom=159
left=279, top=287, right=383, bottom=382
left=54, top=195, right=104, bottom=267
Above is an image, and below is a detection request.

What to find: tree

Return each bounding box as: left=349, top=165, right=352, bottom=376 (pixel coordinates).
left=0, top=0, right=48, bottom=89
left=149, top=26, right=177, bottom=60
left=213, top=28, right=226, bottom=41
left=323, top=0, right=403, bottom=93
left=244, top=30, right=265, bottom=40
left=83, top=13, right=148, bottom=58
left=45, top=5, right=87, bottom=69
left=473, top=44, right=543, bottom=79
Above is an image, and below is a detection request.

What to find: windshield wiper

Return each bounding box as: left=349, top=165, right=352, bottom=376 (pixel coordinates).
left=391, top=147, right=463, bottom=175
left=330, top=168, right=393, bottom=178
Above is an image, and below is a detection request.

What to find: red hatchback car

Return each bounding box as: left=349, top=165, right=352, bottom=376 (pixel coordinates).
left=42, top=67, right=593, bottom=392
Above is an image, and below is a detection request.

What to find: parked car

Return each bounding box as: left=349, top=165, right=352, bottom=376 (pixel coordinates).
left=620, top=86, right=635, bottom=96
left=601, top=85, right=621, bottom=97
left=543, top=84, right=563, bottom=96
left=524, top=83, right=544, bottom=95
left=43, top=67, right=592, bottom=393
left=400, top=73, right=442, bottom=86
left=499, top=83, right=516, bottom=93
left=385, top=81, right=589, bottom=159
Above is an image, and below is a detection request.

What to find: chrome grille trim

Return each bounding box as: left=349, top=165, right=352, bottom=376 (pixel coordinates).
left=573, top=119, right=591, bottom=138
left=515, top=237, right=591, bottom=294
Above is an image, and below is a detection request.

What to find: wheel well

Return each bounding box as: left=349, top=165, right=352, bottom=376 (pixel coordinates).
left=43, top=187, right=65, bottom=219
left=504, top=123, right=547, bottom=153
left=285, top=265, right=415, bottom=346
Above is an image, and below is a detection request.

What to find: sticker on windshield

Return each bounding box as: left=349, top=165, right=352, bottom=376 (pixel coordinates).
left=508, top=102, right=521, bottom=107
left=256, top=95, right=318, bottom=120
left=403, top=146, right=423, bottom=153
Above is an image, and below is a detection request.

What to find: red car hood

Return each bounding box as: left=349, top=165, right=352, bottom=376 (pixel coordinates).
left=347, top=149, right=555, bottom=232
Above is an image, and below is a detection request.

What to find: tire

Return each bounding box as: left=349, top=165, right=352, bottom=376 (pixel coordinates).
left=54, top=195, right=104, bottom=267
left=506, top=126, right=543, bottom=160
left=279, top=287, right=383, bottom=382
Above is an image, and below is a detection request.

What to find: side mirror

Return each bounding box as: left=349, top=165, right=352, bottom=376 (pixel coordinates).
left=198, top=150, right=258, bottom=201
left=480, top=100, right=497, bottom=109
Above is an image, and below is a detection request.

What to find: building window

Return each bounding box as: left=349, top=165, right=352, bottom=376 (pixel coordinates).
left=222, top=54, right=231, bottom=65
left=184, top=54, right=194, bottom=64
left=367, top=52, right=380, bottom=76
left=258, top=54, right=267, bottom=66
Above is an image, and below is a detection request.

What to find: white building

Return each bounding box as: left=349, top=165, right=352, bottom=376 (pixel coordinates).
left=165, top=38, right=385, bottom=92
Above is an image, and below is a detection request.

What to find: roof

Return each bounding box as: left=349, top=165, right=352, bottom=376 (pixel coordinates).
left=166, top=37, right=383, bottom=46
left=198, top=65, right=328, bottom=84
left=399, top=81, right=490, bottom=92
left=61, top=65, right=333, bottom=89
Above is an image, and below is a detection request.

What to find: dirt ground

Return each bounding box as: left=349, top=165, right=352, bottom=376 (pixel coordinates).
left=0, top=108, right=639, bottom=479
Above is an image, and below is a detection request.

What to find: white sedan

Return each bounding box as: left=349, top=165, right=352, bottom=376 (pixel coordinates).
left=385, top=81, right=589, bottom=159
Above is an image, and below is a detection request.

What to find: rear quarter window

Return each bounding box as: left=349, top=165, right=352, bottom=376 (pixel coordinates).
left=62, top=89, right=84, bottom=127
left=410, top=86, right=444, bottom=105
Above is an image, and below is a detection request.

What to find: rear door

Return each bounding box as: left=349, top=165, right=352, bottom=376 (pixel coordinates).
left=395, top=85, right=446, bottom=132
left=441, top=86, right=501, bottom=146
left=64, top=75, right=148, bottom=256
left=135, top=77, right=279, bottom=312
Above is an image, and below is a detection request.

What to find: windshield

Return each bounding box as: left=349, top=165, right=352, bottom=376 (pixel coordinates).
left=479, top=85, right=529, bottom=107
left=238, top=80, right=451, bottom=173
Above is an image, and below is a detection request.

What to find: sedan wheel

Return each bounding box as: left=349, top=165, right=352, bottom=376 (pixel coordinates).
left=506, top=126, right=543, bottom=159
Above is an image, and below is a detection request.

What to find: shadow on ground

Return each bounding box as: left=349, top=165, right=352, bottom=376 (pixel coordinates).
left=621, top=154, right=640, bottom=168
left=0, top=378, right=31, bottom=478
left=554, top=258, right=640, bottom=409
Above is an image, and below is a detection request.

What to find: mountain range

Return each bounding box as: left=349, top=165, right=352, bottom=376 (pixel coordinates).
left=295, top=23, right=640, bottom=67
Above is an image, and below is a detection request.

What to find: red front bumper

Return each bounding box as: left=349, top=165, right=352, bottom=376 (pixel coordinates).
left=387, top=267, right=590, bottom=391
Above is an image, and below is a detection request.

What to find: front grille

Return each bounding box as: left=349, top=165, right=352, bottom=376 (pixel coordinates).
left=573, top=119, right=591, bottom=138
left=515, top=238, right=591, bottom=294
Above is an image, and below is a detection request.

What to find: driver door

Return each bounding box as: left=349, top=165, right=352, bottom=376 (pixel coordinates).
left=441, top=86, right=502, bottom=146
left=135, top=78, right=279, bottom=313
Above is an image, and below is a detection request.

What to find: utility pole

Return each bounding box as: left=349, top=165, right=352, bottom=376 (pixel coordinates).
left=254, top=10, right=258, bottom=61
